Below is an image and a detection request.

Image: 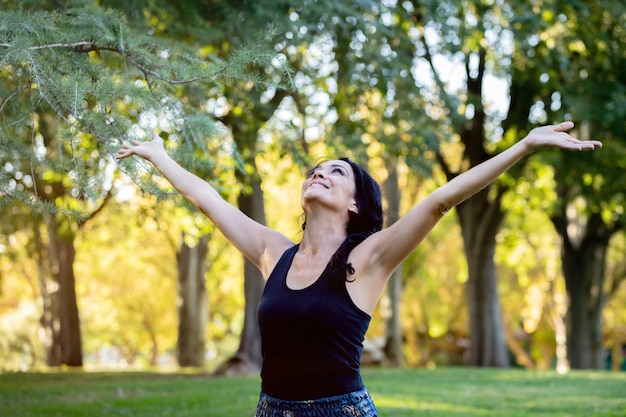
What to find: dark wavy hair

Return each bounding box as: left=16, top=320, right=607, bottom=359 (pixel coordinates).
left=328, top=158, right=384, bottom=282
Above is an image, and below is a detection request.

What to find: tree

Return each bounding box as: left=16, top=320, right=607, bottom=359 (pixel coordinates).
left=392, top=0, right=626, bottom=368
left=1, top=1, right=286, bottom=367
left=1, top=107, right=114, bottom=366
left=537, top=0, right=626, bottom=369
left=400, top=0, right=525, bottom=366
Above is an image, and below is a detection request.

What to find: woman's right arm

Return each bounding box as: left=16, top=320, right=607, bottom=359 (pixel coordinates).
left=116, top=133, right=293, bottom=276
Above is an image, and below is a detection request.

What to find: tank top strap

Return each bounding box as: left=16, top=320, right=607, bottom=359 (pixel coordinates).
left=266, top=244, right=299, bottom=285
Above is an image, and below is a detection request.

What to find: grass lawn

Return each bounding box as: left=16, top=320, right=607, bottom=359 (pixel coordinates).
left=1, top=367, right=624, bottom=416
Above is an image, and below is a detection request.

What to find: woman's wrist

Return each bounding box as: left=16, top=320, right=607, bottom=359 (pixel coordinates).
left=148, top=148, right=170, bottom=168
left=519, top=134, right=541, bottom=155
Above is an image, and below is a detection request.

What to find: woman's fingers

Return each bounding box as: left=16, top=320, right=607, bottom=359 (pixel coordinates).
left=115, top=143, right=135, bottom=160
left=553, top=121, right=574, bottom=132
left=115, top=133, right=162, bottom=161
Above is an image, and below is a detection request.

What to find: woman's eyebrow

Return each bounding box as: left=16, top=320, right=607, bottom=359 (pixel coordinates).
left=307, top=162, right=348, bottom=176
left=329, top=163, right=348, bottom=172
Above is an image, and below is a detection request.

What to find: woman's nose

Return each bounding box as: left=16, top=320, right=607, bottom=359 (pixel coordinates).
left=313, top=170, right=324, bottom=179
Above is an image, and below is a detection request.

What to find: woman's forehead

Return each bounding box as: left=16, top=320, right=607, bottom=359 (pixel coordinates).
left=318, top=159, right=352, bottom=171
left=307, top=159, right=355, bottom=178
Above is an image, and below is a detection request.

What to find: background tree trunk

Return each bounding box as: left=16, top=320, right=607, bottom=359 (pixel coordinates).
left=554, top=211, right=615, bottom=369
left=34, top=222, right=62, bottom=366
left=216, top=171, right=265, bottom=375
left=457, top=190, right=509, bottom=367
left=176, top=233, right=210, bottom=367
left=45, top=218, right=83, bottom=367
left=382, top=160, right=404, bottom=366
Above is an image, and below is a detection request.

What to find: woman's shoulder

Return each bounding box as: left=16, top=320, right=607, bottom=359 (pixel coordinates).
left=260, top=238, right=298, bottom=280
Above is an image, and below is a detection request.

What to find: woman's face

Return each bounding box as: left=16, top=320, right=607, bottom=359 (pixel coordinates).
left=301, top=160, right=358, bottom=215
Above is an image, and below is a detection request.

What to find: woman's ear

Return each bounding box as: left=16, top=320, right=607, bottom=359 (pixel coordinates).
left=348, top=200, right=359, bottom=214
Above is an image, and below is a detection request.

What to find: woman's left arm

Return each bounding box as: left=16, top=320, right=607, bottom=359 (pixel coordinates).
left=360, top=121, right=602, bottom=278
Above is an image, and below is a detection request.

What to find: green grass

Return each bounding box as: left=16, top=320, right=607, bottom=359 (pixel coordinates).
left=1, top=367, right=624, bottom=416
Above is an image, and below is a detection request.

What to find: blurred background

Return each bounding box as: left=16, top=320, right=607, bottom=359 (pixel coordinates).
left=1, top=0, right=624, bottom=374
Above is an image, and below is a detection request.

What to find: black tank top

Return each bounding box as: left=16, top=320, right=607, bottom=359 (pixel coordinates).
left=257, top=245, right=372, bottom=400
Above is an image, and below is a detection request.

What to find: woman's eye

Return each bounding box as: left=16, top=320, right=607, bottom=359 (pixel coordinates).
left=333, top=168, right=344, bottom=175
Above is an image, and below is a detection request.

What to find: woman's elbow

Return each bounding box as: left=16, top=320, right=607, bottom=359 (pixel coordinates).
left=438, top=203, right=453, bottom=216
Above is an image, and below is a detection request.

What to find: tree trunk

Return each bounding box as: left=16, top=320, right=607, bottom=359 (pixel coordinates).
left=32, top=221, right=61, bottom=366
left=216, top=171, right=265, bottom=376
left=554, top=211, right=613, bottom=369
left=456, top=189, right=509, bottom=367
left=382, top=159, right=404, bottom=366
left=176, top=233, right=210, bottom=367
left=45, top=219, right=83, bottom=367
left=212, top=72, right=288, bottom=376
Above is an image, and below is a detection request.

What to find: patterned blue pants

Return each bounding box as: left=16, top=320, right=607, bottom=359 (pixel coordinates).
left=255, top=389, right=378, bottom=417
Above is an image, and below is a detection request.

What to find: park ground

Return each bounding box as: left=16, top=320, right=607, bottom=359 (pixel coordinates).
left=1, top=367, right=625, bottom=416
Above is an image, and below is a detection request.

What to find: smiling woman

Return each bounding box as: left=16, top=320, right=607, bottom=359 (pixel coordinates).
left=301, top=160, right=359, bottom=218
left=115, top=122, right=601, bottom=416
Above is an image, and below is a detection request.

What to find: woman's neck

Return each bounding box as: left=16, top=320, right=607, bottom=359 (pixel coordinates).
left=299, top=214, right=346, bottom=256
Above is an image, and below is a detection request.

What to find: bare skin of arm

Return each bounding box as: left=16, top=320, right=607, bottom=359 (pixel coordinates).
left=115, top=134, right=293, bottom=278
left=347, top=122, right=602, bottom=314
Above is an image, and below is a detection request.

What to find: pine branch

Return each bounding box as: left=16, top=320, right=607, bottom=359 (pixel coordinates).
left=2, top=39, right=224, bottom=86
left=0, top=5, right=292, bottom=218
left=1, top=39, right=229, bottom=85
left=1, top=8, right=291, bottom=87
left=0, top=40, right=93, bottom=49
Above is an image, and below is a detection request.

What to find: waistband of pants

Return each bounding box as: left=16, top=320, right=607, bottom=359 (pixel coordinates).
left=256, top=388, right=377, bottom=417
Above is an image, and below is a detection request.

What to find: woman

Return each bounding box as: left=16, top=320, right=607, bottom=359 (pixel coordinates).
left=116, top=121, right=601, bottom=416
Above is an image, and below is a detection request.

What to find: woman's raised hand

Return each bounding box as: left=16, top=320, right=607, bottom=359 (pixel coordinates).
left=523, top=121, right=602, bottom=152
left=115, top=132, right=165, bottom=162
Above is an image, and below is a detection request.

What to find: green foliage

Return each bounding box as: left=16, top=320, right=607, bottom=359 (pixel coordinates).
left=0, top=2, right=292, bottom=214
left=552, top=1, right=626, bottom=203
